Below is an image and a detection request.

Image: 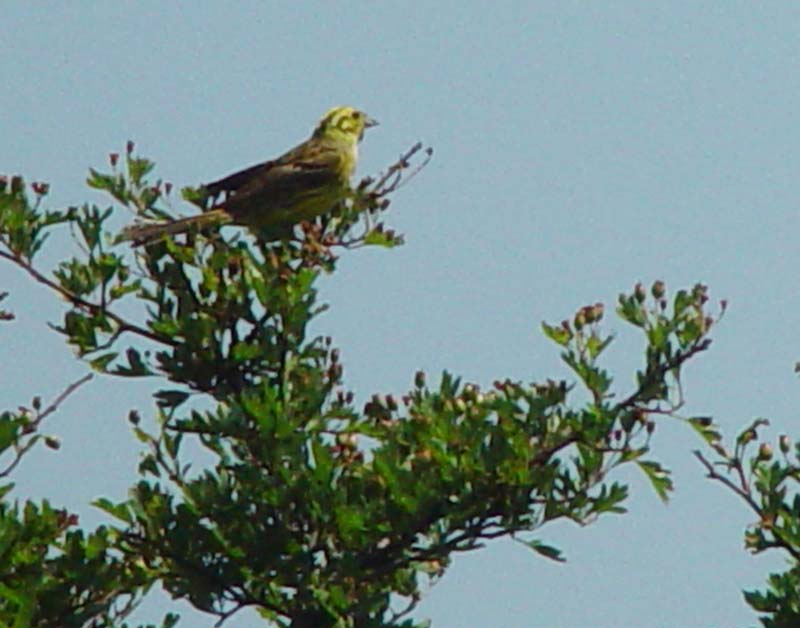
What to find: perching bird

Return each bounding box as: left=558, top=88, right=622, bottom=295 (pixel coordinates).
left=119, top=106, right=378, bottom=244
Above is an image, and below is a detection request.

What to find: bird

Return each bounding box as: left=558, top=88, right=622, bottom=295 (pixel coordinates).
left=119, top=106, right=378, bottom=244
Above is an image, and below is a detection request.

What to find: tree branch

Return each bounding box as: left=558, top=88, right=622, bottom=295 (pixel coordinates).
left=0, top=373, right=93, bottom=478
left=0, top=248, right=177, bottom=347
left=615, top=339, right=710, bottom=412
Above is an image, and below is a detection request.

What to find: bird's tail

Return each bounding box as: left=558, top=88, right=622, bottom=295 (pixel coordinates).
left=118, top=209, right=231, bottom=245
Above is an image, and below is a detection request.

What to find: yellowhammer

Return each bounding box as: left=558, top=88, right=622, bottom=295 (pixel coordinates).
left=120, top=106, right=377, bottom=244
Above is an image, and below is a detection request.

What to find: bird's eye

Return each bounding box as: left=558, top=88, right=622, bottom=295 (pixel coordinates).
left=351, top=111, right=361, bottom=119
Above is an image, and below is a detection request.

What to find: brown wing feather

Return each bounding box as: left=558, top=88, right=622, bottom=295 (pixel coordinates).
left=207, top=142, right=345, bottom=222
left=204, top=160, right=278, bottom=197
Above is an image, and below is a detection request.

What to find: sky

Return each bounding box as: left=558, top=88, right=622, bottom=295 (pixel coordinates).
left=2, top=3, right=800, bottom=627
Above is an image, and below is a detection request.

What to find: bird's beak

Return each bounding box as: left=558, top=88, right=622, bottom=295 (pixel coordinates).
left=364, top=116, right=379, bottom=129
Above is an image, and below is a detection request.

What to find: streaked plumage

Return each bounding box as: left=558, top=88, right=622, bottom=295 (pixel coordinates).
left=120, top=106, right=377, bottom=244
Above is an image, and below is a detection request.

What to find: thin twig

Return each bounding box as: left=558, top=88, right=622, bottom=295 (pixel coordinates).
left=385, top=146, right=433, bottom=193
left=615, top=339, right=710, bottom=412
left=389, top=593, right=421, bottom=623
left=316, top=142, right=433, bottom=250
left=695, top=447, right=800, bottom=563
left=0, top=373, right=94, bottom=478
left=368, top=143, right=432, bottom=197
left=368, top=142, right=423, bottom=192
left=693, top=450, right=759, bottom=511
left=37, top=373, right=94, bottom=423
left=530, top=435, right=579, bottom=468
left=0, top=248, right=176, bottom=347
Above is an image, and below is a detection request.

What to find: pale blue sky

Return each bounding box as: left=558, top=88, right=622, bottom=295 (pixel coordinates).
left=3, top=3, right=800, bottom=627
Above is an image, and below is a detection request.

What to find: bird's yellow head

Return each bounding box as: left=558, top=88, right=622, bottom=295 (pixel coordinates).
left=313, top=106, right=378, bottom=143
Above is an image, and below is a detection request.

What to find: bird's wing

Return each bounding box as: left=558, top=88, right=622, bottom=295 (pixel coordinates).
left=207, top=142, right=346, bottom=218
left=204, top=160, right=278, bottom=197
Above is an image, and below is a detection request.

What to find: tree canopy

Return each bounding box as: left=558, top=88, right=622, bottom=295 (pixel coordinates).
left=0, top=145, right=797, bottom=627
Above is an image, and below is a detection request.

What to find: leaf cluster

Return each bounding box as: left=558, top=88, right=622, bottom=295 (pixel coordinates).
left=696, top=420, right=800, bottom=627
left=0, top=149, right=726, bottom=627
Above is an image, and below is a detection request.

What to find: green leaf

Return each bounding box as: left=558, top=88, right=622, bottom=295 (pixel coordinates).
left=92, top=497, right=133, bottom=524
left=673, top=289, right=693, bottom=316
left=89, top=352, right=118, bottom=372
left=646, top=324, right=668, bottom=351
left=138, top=454, right=160, bottom=477
left=86, top=168, right=117, bottom=191
left=364, top=228, right=402, bottom=248
left=154, top=389, right=190, bottom=409
left=585, top=332, right=614, bottom=359
left=636, top=460, right=673, bottom=503
left=112, top=347, right=153, bottom=376
left=181, top=185, right=208, bottom=207
left=687, top=416, right=721, bottom=445
left=85, top=529, right=109, bottom=559
left=617, top=294, right=646, bottom=327
left=521, top=538, right=566, bottom=562
left=335, top=506, right=366, bottom=542
left=231, top=341, right=261, bottom=362
left=541, top=321, right=571, bottom=346
left=592, top=482, right=629, bottom=515
left=0, top=415, right=24, bottom=452
left=127, top=156, right=155, bottom=186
